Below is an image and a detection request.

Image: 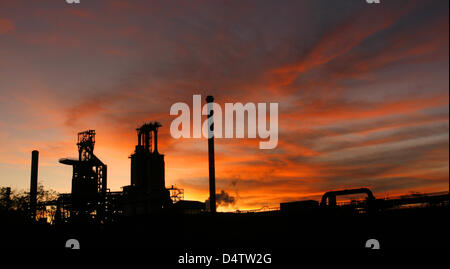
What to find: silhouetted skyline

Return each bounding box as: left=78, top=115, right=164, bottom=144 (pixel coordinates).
left=0, top=0, right=448, bottom=210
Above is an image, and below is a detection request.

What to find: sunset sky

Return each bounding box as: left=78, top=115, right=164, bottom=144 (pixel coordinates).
left=0, top=0, right=448, bottom=210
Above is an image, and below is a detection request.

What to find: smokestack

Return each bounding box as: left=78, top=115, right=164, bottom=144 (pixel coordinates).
left=206, top=95, right=216, bottom=214
left=30, top=150, right=39, bottom=220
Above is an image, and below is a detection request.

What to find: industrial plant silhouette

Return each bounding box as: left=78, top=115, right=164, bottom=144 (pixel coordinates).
left=0, top=96, right=448, bottom=249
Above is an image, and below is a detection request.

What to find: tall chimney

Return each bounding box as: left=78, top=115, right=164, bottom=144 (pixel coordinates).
left=30, top=150, right=39, bottom=220
left=206, top=95, right=216, bottom=213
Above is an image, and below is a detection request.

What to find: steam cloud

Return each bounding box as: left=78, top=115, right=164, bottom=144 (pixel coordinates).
left=206, top=190, right=236, bottom=208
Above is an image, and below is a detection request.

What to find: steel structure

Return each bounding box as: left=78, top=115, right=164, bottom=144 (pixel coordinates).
left=123, top=122, right=172, bottom=215
left=31, top=123, right=204, bottom=223
left=58, top=130, right=108, bottom=222
left=168, top=185, right=184, bottom=203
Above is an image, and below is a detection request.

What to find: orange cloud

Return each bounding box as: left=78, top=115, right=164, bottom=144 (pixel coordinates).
left=0, top=18, right=14, bottom=34
left=266, top=2, right=420, bottom=90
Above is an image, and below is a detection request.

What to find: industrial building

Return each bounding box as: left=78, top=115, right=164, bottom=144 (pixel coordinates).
left=2, top=96, right=446, bottom=250
left=27, top=122, right=448, bottom=225
left=29, top=122, right=206, bottom=225
left=24, top=96, right=448, bottom=229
